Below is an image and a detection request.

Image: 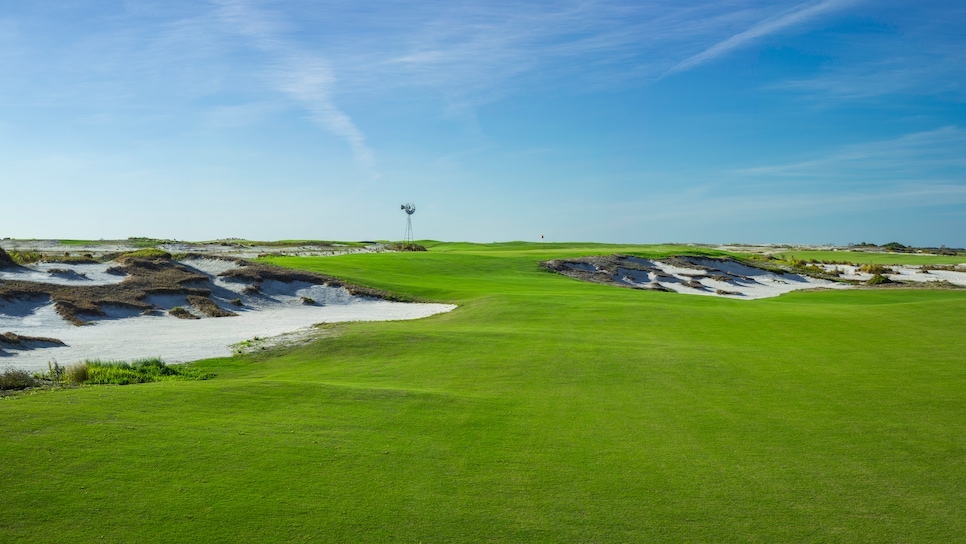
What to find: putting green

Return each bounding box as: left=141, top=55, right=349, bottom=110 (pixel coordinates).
left=2, top=242, right=965, bottom=542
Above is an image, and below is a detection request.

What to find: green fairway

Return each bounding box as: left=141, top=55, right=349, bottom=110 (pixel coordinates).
left=3, top=242, right=966, bottom=542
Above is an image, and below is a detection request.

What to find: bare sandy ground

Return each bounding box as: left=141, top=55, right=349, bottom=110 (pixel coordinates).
left=0, top=257, right=454, bottom=373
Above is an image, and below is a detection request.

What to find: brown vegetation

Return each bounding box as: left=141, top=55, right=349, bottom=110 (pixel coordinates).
left=187, top=295, right=237, bottom=317
left=218, top=262, right=413, bottom=301
left=0, top=332, right=65, bottom=346
left=168, top=307, right=199, bottom=320
left=0, top=253, right=418, bottom=327
left=388, top=243, right=427, bottom=252
left=0, top=254, right=211, bottom=325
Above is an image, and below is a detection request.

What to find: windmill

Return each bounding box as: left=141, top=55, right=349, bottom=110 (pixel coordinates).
left=400, top=203, right=416, bottom=244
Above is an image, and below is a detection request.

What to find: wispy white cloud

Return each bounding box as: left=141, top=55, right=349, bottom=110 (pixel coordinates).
left=319, top=1, right=852, bottom=100
left=735, top=126, right=966, bottom=180
left=0, top=1, right=874, bottom=119
left=585, top=126, right=966, bottom=235
left=664, top=0, right=856, bottom=77
left=765, top=3, right=966, bottom=102
left=212, top=0, right=377, bottom=177
left=774, top=51, right=966, bottom=101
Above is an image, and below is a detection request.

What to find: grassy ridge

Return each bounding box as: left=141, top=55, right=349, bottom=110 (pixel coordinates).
left=2, top=243, right=966, bottom=542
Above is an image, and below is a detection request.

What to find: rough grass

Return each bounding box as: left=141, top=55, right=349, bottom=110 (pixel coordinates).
left=1, top=242, right=965, bottom=542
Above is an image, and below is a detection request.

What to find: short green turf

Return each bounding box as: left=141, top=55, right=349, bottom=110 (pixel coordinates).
left=2, top=242, right=965, bottom=542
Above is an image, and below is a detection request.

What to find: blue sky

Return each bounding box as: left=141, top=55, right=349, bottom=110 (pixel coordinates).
left=2, top=0, right=965, bottom=246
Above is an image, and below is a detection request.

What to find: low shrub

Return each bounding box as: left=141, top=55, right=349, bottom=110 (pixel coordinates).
left=388, top=243, right=427, bottom=252
left=0, top=366, right=37, bottom=390
left=83, top=358, right=211, bottom=385
left=867, top=274, right=891, bottom=286
left=86, top=360, right=153, bottom=385
left=860, top=264, right=893, bottom=275
left=300, top=296, right=316, bottom=305
left=169, top=307, right=199, bottom=320
left=187, top=295, right=237, bottom=317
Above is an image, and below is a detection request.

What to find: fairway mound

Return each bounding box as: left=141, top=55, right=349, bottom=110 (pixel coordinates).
left=0, top=255, right=456, bottom=372
left=543, top=255, right=850, bottom=299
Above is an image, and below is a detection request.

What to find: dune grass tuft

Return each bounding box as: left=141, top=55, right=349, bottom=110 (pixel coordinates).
left=0, top=366, right=36, bottom=390
left=168, top=306, right=198, bottom=320
left=186, top=295, right=237, bottom=317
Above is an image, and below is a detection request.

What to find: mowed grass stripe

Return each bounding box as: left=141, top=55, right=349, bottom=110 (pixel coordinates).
left=2, top=243, right=965, bottom=542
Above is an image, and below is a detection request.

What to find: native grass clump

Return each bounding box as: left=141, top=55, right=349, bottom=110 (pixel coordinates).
left=866, top=273, right=893, bottom=286
left=7, top=358, right=213, bottom=391
left=0, top=366, right=37, bottom=390
left=168, top=306, right=199, bottom=320
left=388, top=242, right=427, bottom=252
left=186, top=295, right=237, bottom=317
left=860, top=263, right=894, bottom=275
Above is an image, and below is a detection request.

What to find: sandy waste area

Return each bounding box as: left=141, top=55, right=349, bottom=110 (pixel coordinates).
left=545, top=255, right=966, bottom=299
left=545, top=255, right=854, bottom=299
left=0, top=257, right=455, bottom=373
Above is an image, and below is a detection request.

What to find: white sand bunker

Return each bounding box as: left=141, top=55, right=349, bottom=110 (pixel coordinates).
left=543, top=255, right=850, bottom=299
left=0, top=256, right=455, bottom=373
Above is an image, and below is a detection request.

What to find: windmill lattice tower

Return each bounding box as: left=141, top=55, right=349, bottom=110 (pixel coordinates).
left=401, top=203, right=416, bottom=244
